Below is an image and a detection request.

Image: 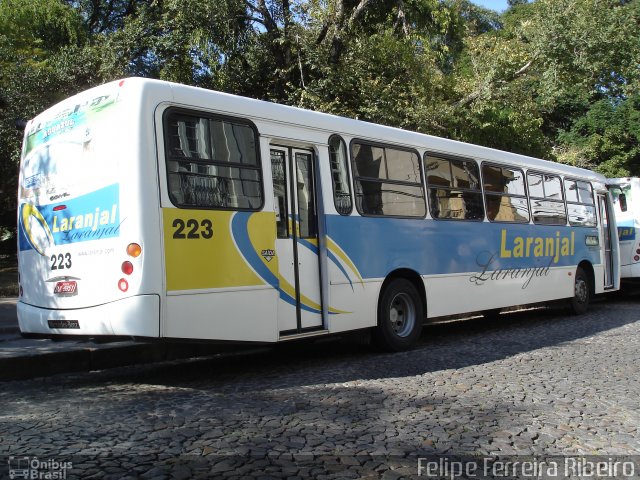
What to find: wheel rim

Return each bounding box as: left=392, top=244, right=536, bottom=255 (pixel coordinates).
left=575, top=277, right=588, bottom=304
left=388, top=292, right=416, bottom=337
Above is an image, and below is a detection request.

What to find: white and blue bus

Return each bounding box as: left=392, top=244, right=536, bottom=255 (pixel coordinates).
left=608, top=177, right=640, bottom=283
left=17, top=78, right=619, bottom=351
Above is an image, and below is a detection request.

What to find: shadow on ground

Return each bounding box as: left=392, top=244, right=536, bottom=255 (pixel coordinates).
left=20, top=294, right=638, bottom=393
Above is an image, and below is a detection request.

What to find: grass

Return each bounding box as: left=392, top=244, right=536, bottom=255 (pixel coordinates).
left=0, top=254, right=18, bottom=297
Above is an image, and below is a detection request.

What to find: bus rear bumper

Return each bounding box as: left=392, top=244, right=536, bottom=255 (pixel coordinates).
left=17, top=295, right=160, bottom=338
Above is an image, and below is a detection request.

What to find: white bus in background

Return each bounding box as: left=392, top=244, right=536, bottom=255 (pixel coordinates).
left=608, top=177, right=640, bottom=283
left=17, top=78, right=619, bottom=351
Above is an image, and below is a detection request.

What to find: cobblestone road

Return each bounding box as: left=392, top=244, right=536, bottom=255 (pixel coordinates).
left=1, top=298, right=640, bottom=479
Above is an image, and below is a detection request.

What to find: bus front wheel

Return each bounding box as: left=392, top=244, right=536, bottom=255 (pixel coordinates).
left=570, top=266, right=590, bottom=315
left=374, top=278, right=423, bottom=351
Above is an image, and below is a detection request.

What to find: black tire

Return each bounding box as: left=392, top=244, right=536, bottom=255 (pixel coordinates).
left=374, top=278, right=423, bottom=351
left=570, top=266, right=590, bottom=315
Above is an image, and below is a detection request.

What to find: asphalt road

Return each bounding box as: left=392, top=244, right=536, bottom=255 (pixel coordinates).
left=1, top=297, right=639, bottom=479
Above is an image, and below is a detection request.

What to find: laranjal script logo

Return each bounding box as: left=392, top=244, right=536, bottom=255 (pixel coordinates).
left=19, top=184, right=122, bottom=256
left=469, top=228, right=582, bottom=290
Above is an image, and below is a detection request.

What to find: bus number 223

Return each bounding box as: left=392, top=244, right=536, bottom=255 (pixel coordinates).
left=50, top=253, right=72, bottom=270
left=172, top=219, right=213, bottom=239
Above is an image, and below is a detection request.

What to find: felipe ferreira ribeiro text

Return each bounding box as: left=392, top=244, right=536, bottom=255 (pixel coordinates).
left=417, top=457, right=636, bottom=479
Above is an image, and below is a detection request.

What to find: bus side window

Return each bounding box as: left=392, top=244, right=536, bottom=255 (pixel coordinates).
left=565, top=179, right=596, bottom=227
left=270, top=149, right=288, bottom=238
left=425, top=154, right=483, bottom=221
left=527, top=172, right=567, bottom=225
left=328, top=135, right=352, bottom=215
left=482, top=164, right=529, bottom=223
left=351, top=141, right=425, bottom=218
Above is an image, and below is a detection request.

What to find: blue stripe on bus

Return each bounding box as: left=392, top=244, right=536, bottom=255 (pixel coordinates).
left=297, top=238, right=318, bottom=254
left=231, top=212, right=322, bottom=314
left=298, top=238, right=354, bottom=291
left=326, top=249, right=354, bottom=290
left=325, top=215, right=602, bottom=279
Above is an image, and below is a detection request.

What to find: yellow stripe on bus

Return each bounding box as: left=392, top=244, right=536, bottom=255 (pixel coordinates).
left=326, top=236, right=364, bottom=286
left=163, top=209, right=268, bottom=291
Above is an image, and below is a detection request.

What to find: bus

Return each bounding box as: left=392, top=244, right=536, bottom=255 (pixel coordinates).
left=17, top=78, right=619, bottom=351
left=608, top=177, right=640, bottom=283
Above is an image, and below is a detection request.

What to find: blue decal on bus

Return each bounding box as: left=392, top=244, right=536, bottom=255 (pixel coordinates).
left=18, top=184, right=121, bottom=255
left=24, top=111, right=88, bottom=159
left=326, top=215, right=601, bottom=280
left=618, top=227, right=636, bottom=241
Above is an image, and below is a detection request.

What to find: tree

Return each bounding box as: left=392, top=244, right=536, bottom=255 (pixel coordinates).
left=445, top=0, right=640, bottom=161
left=0, top=0, right=90, bottom=243
left=557, top=95, right=640, bottom=176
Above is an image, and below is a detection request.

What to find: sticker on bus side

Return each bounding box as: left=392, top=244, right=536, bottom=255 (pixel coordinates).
left=163, top=209, right=277, bottom=291
left=618, top=227, right=636, bottom=241
left=18, top=184, right=121, bottom=256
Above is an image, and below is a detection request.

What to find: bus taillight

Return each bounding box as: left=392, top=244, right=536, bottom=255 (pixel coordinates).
left=127, top=243, right=142, bottom=257
left=118, top=279, right=129, bottom=292
left=121, top=261, right=133, bottom=275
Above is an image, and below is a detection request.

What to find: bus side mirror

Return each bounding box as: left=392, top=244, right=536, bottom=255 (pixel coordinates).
left=619, top=193, right=628, bottom=212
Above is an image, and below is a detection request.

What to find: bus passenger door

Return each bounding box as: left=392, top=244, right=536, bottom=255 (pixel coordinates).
left=270, top=147, right=323, bottom=334
left=598, top=193, right=614, bottom=288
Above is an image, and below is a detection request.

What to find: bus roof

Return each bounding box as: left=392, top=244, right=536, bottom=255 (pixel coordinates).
left=607, top=177, right=638, bottom=185
left=34, top=77, right=607, bottom=184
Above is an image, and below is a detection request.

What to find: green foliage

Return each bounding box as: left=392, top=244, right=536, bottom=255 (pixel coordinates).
left=294, top=29, right=446, bottom=132
left=0, top=0, right=85, bottom=65
left=453, top=0, right=640, bottom=161
left=519, top=0, right=639, bottom=103
left=0, top=0, right=92, bottom=240
left=557, top=95, right=640, bottom=177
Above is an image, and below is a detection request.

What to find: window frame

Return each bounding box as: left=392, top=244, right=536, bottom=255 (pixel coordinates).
left=349, top=139, right=426, bottom=219
left=564, top=177, right=598, bottom=227
left=270, top=148, right=289, bottom=239
left=424, top=152, right=484, bottom=222
left=293, top=150, right=318, bottom=240
left=162, top=107, right=264, bottom=211
left=526, top=170, right=568, bottom=226
left=328, top=134, right=353, bottom=216
left=481, top=162, right=530, bottom=224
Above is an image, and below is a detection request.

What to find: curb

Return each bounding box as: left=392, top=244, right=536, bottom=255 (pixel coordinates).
left=0, top=326, right=19, bottom=335
left=0, top=297, right=18, bottom=336
left=0, top=297, right=267, bottom=381
left=0, top=341, right=266, bottom=381
left=0, top=342, right=162, bottom=381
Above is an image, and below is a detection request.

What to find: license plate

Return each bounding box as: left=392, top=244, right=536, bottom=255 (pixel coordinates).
left=54, top=281, right=77, bottom=295
left=48, top=320, right=79, bottom=329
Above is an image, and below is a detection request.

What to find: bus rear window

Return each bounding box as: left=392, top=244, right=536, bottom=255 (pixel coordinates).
left=164, top=110, right=263, bottom=210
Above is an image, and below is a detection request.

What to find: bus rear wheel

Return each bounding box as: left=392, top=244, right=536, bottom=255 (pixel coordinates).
left=570, top=266, right=590, bottom=315
left=374, top=278, right=423, bottom=351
